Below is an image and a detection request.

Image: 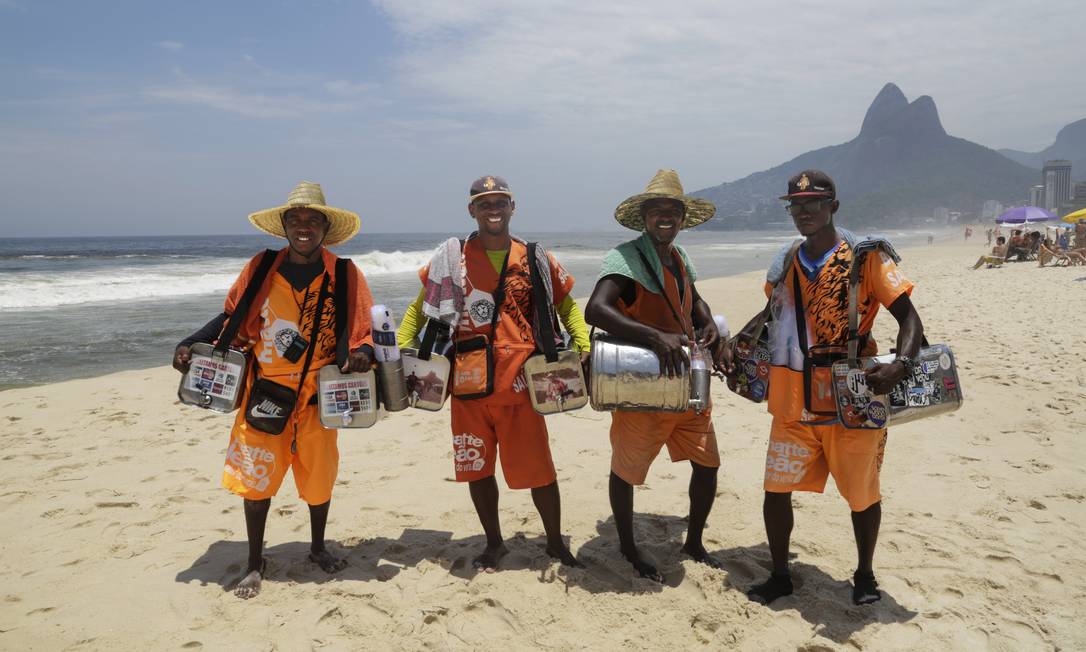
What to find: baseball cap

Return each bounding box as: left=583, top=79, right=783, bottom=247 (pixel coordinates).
left=779, top=170, right=836, bottom=201
left=469, top=175, right=512, bottom=202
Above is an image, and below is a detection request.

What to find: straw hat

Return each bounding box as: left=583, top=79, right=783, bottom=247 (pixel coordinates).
left=248, top=181, right=360, bottom=246
left=614, top=169, right=716, bottom=231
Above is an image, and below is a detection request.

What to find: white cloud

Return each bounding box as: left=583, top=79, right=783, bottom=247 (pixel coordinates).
left=156, top=40, right=184, bottom=51
left=324, top=80, right=378, bottom=96
left=371, top=0, right=1086, bottom=180
left=144, top=81, right=356, bottom=119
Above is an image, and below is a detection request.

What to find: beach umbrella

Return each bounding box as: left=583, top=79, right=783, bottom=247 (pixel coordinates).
left=1062, top=207, right=1086, bottom=224
left=995, top=206, right=1058, bottom=224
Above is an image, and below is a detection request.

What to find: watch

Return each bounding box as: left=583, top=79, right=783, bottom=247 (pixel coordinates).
left=893, top=355, right=914, bottom=371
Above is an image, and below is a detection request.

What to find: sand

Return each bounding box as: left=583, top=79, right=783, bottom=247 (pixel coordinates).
left=1, top=240, right=1084, bottom=651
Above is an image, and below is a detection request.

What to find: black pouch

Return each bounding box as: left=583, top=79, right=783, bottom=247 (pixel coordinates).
left=451, top=335, right=494, bottom=399
left=244, top=377, right=298, bottom=434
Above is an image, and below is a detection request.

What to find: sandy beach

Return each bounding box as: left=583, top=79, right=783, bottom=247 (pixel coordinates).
left=1, top=239, right=1084, bottom=651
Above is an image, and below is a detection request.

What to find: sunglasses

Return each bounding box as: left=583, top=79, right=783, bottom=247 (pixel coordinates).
left=785, top=198, right=832, bottom=216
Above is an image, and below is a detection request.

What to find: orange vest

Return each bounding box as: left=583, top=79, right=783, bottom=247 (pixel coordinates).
left=618, top=249, right=694, bottom=338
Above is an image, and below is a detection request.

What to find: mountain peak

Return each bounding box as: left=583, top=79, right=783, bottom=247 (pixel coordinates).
left=859, top=84, right=946, bottom=139
left=859, top=83, right=908, bottom=136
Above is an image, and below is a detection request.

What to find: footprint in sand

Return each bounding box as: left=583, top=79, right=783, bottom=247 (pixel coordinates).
left=27, top=607, right=56, bottom=616
left=95, top=501, right=138, bottom=508
left=461, top=597, right=518, bottom=635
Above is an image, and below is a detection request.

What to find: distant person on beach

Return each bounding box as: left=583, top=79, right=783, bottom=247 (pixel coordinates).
left=1038, top=238, right=1086, bottom=266
left=172, top=182, right=375, bottom=599
left=585, top=169, right=728, bottom=582
left=1076, top=220, right=1086, bottom=249
left=964, top=226, right=972, bottom=242
left=986, top=228, right=993, bottom=246
left=735, top=170, right=924, bottom=606
left=396, top=175, right=590, bottom=572
left=972, top=236, right=1008, bottom=269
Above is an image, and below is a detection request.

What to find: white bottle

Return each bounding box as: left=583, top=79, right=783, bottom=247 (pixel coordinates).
left=370, top=305, right=401, bottom=362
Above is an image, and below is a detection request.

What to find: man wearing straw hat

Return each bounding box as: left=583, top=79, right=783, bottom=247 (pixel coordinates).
left=173, top=181, right=375, bottom=599
left=397, top=175, right=590, bottom=573
left=585, top=169, right=726, bottom=582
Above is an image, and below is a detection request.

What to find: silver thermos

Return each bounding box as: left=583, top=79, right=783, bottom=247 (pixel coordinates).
left=370, top=305, right=409, bottom=412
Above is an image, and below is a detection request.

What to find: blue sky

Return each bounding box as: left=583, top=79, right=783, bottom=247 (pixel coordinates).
left=2, top=0, right=1084, bottom=237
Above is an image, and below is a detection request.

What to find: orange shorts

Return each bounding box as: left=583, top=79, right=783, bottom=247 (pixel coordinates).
left=221, top=403, right=339, bottom=505
left=610, top=409, right=719, bottom=485
left=450, top=396, right=557, bottom=490
left=763, top=417, right=887, bottom=511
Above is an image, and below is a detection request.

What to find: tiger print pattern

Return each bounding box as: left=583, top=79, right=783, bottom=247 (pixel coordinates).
left=795, top=243, right=875, bottom=346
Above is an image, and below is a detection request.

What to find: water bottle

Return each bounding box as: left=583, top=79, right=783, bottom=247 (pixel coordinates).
left=369, top=305, right=408, bottom=411
left=689, top=344, right=711, bottom=413
left=370, top=305, right=401, bottom=362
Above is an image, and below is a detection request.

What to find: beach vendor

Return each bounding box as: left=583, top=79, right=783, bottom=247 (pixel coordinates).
left=396, top=175, right=590, bottom=572
left=741, top=170, right=924, bottom=606
left=172, top=181, right=375, bottom=599
left=584, top=169, right=726, bottom=583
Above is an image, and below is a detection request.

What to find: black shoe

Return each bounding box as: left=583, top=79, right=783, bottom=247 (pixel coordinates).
left=852, top=570, right=882, bottom=605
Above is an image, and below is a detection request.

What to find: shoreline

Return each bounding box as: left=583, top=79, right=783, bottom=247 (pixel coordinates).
left=2, top=239, right=1084, bottom=649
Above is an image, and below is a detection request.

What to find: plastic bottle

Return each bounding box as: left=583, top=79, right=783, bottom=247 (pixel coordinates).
left=689, top=344, right=711, bottom=413
left=369, top=305, right=408, bottom=411
left=370, top=305, right=401, bottom=362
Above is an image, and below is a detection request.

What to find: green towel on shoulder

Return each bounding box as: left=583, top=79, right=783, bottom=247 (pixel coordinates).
left=597, top=231, right=697, bottom=295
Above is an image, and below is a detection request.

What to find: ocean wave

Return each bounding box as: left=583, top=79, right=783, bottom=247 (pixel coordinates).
left=347, top=250, right=432, bottom=275
left=0, top=250, right=433, bottom=310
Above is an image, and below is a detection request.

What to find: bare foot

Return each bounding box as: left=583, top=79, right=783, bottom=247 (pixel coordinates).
left=681, top=542, right=723, bottom=569
left=621, top=547, right=664, bottom=583
left=471, top=542, right=509, bottom=573
left=308, top=548, right=347, bottom=574
left=546, top=543, right=585, bottom=568
left=234, top=559, right=266, bottom=599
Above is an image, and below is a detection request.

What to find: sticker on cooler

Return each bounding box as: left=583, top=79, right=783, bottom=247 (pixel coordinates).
left=188, top=356, right=242, bottom=402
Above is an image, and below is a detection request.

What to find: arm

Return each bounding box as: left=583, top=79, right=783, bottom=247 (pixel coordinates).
left=397, top=288, right=427, bottom=349
left=556, top=295, right=591, bottom=353
left=584, top=274, right=689, bottom=377
left=864, top=293, right=924, bottom=394
left=172, top=312, right=228, bottom=373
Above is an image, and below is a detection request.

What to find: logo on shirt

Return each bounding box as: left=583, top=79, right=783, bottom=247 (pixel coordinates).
left=465, top=289, right=496, bottom=327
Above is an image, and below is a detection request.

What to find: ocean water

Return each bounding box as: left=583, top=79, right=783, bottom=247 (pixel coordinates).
left=0, top=228, right=935, bottom=388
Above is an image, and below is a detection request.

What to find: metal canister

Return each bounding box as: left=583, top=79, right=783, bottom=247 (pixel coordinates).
left=376, top=358, right=409, bottom=412
left=589, top=334, right=690, bottom=412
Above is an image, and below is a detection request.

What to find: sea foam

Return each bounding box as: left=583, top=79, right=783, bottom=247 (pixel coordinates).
left=0, top=250, right=432, bottom=310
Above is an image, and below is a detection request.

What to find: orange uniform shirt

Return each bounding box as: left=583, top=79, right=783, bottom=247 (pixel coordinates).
left=764, top=241, right=913, bottom=422
left=421, top=238, right=575, bottom=404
